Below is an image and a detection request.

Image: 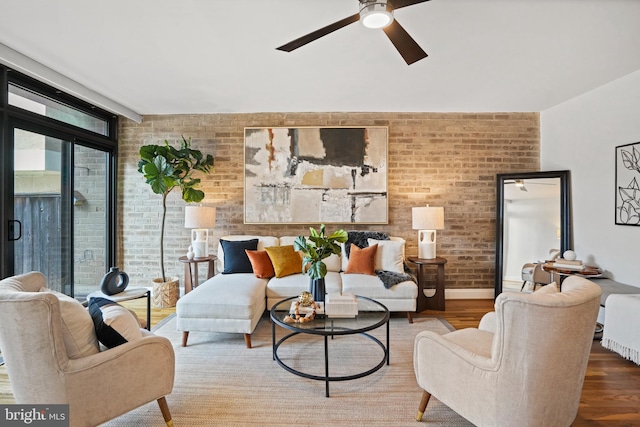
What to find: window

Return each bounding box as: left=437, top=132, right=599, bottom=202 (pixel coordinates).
left=9, top=83, right=110, bottom=136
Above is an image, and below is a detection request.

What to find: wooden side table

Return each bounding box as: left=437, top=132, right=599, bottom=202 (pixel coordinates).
left=179, top=255, right=217, bottom=294
left=407, top=256, right=448, bottom=311
left=541, top=263, right=602, bottom=288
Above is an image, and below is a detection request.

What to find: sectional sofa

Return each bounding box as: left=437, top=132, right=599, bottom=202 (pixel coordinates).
left=176, top=233, right=419, bottom=348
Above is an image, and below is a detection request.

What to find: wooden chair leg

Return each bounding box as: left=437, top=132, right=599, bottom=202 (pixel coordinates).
left=244, top=333, right=252, bottom=349
left=407, top=312, right=414, bottom=323
left=416, top=390, right=432, bottom=421
left=182, top=331, right=189, bottom=347
left=157, top=396, right=173, bottom=427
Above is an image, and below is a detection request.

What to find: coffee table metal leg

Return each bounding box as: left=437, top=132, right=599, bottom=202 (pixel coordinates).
left=272, top=321, right=276, bottom=360
left=386, top=319, right=390, bottom=364
left=324, top=335, right=330, bottom=397
left=146, top=290, right=151, bottom=331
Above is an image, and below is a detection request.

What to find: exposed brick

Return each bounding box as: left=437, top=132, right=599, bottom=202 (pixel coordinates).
left=118, top=112, right=539, bottom=291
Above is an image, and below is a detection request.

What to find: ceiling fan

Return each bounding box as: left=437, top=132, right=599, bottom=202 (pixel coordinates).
left=505, top=179, right=556, bottom=192
left=276, top=0, right=431, bottom=65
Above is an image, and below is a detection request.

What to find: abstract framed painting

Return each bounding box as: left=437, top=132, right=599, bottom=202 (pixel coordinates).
left=244, top=127, right=388, bottom=224
left=615, top=141, right=640, bottom=226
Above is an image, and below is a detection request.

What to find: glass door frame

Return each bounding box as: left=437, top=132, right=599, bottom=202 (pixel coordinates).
left=1, top=66, right=118, bottom=296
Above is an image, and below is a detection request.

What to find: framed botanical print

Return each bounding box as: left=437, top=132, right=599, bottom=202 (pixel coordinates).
left=615, top=141, right=640, bottom=225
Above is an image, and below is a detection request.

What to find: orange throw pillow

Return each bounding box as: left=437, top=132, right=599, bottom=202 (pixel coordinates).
left=245, top=250, right=275, bottom=278
left=345, top=244, right=378, bottom=275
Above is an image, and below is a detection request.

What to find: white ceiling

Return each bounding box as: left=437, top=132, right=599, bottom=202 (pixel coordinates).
left=1, top=0, right=639, bottom=117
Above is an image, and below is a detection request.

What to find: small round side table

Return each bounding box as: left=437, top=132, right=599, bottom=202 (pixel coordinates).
left=179, top=255, right=217, bottom=294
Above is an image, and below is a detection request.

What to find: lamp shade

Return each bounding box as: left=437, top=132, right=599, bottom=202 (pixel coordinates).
left=412, top=206, right=444, bottom=230
left=184, top=206, right=216, bottom=229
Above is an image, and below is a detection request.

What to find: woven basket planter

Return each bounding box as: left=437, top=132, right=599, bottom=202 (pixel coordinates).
left=152, top=277, right=179, bottom=308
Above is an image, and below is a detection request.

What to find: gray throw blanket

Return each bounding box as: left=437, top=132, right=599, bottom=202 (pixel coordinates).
left=376, top=269, right=416, bottom=289
left=345, top=231, right=416, bottom=289
left=344, top=231, right=389, bottom=258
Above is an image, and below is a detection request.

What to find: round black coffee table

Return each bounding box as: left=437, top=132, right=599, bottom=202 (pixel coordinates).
left=270, top=295, right=389, bottom=397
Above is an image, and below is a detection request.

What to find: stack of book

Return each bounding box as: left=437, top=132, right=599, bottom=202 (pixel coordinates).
left=553, top=258, right=584, bottom=270
left=325, top=293, right=358, bottom=318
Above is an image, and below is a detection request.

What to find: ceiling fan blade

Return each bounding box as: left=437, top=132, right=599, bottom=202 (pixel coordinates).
left=277, top=13, right=360, bottom=52
left=382, top=19, right=427, bottom=65
left=392, top=0, right=431, bottom=10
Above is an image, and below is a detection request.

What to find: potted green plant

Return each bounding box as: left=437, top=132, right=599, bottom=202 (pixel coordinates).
left=138, top=136, right=214, bottom=306
left=293, top=224, right=347, bottom=302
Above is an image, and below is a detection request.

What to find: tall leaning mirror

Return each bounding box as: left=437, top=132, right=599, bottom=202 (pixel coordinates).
left=495, top=170, right=572, bottom=297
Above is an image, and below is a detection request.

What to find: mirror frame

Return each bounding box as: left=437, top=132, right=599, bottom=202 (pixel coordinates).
left=494, top=170, right=572, bottom=298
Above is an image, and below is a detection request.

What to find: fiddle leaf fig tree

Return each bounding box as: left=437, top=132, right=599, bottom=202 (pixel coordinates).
left=294, top=224, right=348, bottom=280
left=138, top=136, right=214, bottom=282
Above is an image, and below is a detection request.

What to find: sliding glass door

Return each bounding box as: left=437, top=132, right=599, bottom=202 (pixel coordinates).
left=11, top=128, right=110, bottom=296
left=12, top=128, right=71, bottom=293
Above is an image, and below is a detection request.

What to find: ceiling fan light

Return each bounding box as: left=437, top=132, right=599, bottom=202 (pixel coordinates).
left=360, top=2, right=394, bottom=29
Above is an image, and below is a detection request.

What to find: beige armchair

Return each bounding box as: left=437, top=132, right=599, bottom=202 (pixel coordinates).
left=520, top=262, right=553, bottom=291
left=414, top=276, right=601, bottom=427
left=0, top=272, right=175, bottom=427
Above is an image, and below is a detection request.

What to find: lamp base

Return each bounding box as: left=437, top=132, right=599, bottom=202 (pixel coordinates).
left=191, top=229, right=209, bottom=258
left=418, top=243, right=436, bottom=259
left=418, top=230, right=437, bottom=259
left=192, top=241, right=207, bottom=258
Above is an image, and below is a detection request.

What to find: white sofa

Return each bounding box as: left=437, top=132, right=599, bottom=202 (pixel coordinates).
left=176, top=234, right=418, bottom=348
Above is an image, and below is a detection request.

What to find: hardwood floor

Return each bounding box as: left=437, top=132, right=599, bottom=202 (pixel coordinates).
left=2, top=299, right=639, bottom=425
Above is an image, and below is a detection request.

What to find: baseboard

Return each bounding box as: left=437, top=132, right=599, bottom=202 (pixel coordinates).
left=445, top=288, right=494, bottom=300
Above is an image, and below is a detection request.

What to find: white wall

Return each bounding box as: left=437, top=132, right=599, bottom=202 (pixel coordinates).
left=503, top=197, right=560, bottom=282
left=541, top=70, right=640, bottom=285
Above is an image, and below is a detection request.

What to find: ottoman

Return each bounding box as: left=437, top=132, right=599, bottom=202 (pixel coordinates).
left=176, top=273, right=267, bottom=348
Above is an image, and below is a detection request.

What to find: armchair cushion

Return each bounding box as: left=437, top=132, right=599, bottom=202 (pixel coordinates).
left=535, top=281, right=558, bottom=294
left=39, top=287, right=99, bottom=359
left=89, top=297, right=142, bottom=348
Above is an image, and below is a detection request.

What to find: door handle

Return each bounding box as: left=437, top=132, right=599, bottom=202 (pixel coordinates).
left=8, top=220, right=22, bottom=241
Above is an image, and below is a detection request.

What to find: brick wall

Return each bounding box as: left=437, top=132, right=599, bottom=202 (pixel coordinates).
left=118, top=112, right=539, bottom=291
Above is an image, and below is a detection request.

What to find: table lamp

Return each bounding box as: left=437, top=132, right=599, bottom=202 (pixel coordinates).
left=412, top=205, right=444, bottom=259
left=184, top=205, right=216, bottom=258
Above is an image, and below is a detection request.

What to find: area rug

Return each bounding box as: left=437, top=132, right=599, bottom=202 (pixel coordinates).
left=102, top=315, right=473, bottom=426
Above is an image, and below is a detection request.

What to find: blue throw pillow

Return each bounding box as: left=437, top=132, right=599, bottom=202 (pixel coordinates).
left=220, top=239, right=259, bottom=274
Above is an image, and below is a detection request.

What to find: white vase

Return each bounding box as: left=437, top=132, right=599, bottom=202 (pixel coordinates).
left=187, top=245, right=195, bottom=260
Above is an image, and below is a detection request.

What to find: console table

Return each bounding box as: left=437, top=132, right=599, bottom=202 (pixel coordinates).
left=407, top=256, right=447, bottom=311
left=179, top=255, right=217, bottom=294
